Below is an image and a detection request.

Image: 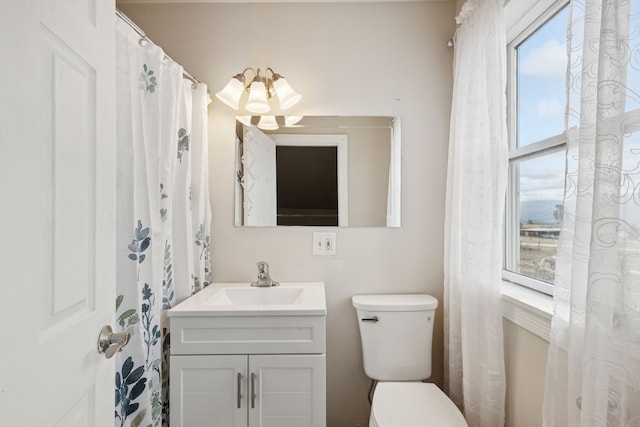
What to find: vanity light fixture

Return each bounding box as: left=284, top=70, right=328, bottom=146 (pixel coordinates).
left=216, top=67, right=301, bottom=114
left=237, top=115, right=304, bottom=131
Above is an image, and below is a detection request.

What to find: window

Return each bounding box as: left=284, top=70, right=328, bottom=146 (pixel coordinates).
left=504, top=3, right=569, bottom=294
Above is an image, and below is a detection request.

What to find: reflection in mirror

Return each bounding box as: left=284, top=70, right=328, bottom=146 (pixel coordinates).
left=234, top=116, right=401, bottom=227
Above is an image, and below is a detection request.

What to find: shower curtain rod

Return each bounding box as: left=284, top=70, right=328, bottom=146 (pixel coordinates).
left=116, top=9, right=204, bottom=86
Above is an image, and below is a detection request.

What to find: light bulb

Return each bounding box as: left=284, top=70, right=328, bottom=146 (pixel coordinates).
left=272, top=77, right=301, bottom=110
left=245, top=81, right=270, bottom=113
left=284, top=115, right=304, bottom=126
left=258, top=115, right=278, bottom=130
left=236, top=116, right=254, bottom=127
left=215, top=76, right=244, bottom=110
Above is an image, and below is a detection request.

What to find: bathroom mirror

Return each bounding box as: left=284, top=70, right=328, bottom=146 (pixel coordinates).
left=234, top=116, right=401, bottom=227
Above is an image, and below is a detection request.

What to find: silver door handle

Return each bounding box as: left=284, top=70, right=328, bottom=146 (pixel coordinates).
left=97, top=325, right=130, bottom=359
left=237, top=372, right=243, bottom=408
left=251, top=372, right=257, bottom=408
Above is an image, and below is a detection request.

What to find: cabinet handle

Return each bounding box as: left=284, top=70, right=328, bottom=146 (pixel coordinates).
left=237, top=372, right=243, bottom=408
left=251, top=372, right=257, bottom=409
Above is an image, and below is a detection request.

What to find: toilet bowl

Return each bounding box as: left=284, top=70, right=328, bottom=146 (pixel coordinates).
left=352, top=294, right=468, bottom=427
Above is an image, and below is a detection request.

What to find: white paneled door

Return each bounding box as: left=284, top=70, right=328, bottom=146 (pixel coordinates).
left=0, top=1, right=116, bottom=426
left=242, top=127, right=278, bottom=226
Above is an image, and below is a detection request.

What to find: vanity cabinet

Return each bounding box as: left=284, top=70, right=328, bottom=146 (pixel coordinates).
left=169, top=311, right=327, bottom=427
left=171, top=353, right=325, bottom=427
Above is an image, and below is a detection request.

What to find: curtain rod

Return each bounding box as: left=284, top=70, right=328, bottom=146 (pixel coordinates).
left=115, top=9, right=203, bottom=86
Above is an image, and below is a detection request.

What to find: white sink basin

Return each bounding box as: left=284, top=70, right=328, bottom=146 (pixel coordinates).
left=208, top=286, right=304, bottom=305
left=168, top=282, right=326, bottom=316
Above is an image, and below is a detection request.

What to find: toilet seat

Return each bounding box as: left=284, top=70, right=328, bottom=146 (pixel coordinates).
left=370, top=382, right=468, bottom=427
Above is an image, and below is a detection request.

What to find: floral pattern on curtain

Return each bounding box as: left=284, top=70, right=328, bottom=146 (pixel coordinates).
left=443, top=0, right=508, bottom=426
left=115, top=18, right=211, bottom=427
left=542, top=0, right=640, bottom=425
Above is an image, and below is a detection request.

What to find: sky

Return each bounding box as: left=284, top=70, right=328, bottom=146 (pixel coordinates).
left=516, top=6, right=569, bottom=204
left=515, top=3, right=640, bottom=206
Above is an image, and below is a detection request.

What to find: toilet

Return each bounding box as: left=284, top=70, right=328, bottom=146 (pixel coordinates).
left=352, top=294, right=468, bottom=427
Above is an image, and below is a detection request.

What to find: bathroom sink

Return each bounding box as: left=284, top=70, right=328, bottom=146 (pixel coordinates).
left=208, top=286, right=304, bottom=305
left=168, top=282, right=326, bottom=316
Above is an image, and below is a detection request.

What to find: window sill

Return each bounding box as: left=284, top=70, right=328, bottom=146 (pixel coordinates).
left=501, top=280, right=553, bottom=342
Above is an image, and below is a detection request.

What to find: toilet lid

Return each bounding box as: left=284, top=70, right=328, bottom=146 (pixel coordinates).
left=371, top=383, right=468, bottom=427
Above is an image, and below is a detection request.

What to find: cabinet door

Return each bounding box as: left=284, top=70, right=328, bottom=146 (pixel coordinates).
left=171, top=355, right=248, bottom=427
left=249, top=354, right=326, bottom=427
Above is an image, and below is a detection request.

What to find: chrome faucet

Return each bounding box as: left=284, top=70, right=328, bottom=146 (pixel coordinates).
left=251, top=261, right=279, bottom=287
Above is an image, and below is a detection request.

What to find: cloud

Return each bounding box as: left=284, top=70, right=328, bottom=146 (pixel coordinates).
left=520, top=39, right=567, bottom=78
left=519, top=161, right=566, bottom=202
left=520, top=175, right=565, bottom=201
left=536, top=99, right=565, bottom=117
left=520, top=184, right=565, bottom=202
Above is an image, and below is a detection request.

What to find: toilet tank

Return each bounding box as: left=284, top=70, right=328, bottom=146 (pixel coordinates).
left=352, top=294, right=438, bottom=381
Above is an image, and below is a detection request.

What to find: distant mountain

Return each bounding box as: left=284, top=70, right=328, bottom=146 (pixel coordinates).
left=520, top=200, right=563, bottom=225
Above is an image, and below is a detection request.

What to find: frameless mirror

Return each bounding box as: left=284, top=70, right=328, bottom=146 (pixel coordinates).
left=234, top=116, right=401, bottom=227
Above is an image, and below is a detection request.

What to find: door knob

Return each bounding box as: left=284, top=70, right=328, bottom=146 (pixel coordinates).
left=97, top=325, right=130, bottom=359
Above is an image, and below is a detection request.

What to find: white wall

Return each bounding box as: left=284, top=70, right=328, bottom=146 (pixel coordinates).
left=118, top=2, right=455, bottom=425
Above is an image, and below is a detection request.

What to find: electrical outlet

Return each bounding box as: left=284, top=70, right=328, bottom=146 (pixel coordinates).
left=324, top=233, right=336, bottom=255
left=312, top=232, right=336, bottom=256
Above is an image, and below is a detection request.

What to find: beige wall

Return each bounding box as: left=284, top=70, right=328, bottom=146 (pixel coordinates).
left=503, top=319, right=549, bottom=427
left=118, top=2, right=455, bottom=425
left=347, top=126, right=390, bottom=226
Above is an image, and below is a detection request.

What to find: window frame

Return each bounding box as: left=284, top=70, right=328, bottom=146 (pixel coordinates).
left=503, top=0, right=570, bottom=295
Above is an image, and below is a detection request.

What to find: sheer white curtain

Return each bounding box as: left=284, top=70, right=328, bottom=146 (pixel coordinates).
left=115, top=17, right=212, bottom=426
left=542, top=0, right=640, bottom=426
left=443, top=0, right=508, bottom=426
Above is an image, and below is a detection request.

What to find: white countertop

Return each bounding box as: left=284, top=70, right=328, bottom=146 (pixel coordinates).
left=168, top=282, right=327, bottom=317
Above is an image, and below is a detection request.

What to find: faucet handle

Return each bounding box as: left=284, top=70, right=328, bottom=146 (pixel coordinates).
left=252, top=261, right=278, bottom=287
left=256, top=261, right=269, bottom=274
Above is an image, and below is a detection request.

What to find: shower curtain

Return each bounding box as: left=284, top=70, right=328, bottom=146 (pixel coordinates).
left=114, top=18, right=212, bottom=427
